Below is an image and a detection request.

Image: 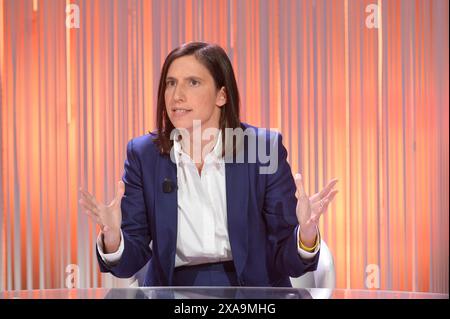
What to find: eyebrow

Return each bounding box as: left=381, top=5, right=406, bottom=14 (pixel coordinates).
left=165, top=76, right=203, bottom=82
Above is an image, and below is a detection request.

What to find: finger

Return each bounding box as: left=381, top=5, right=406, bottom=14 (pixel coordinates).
left=294, top=173, right=308, bottom=200
left=82, top=209, right=101, bottom=224
left=311, top=198, right=329, bottom=222
left=116, top=180, right=125, bottom=201
left=309, top=178, right=338, bottom=204
left=318, top=178, right=339, bottom=199
left=80, top=192, right=103, bottom=214
left=324, top=189, right=339, bottom=204
left=79, top=198, right=99, bottom=216
left=79, top=188, right=100, bottom=207
left=79, top=192, right=98, bottom=212
left=309, top=192, right=320, bottom=203
left=311, top=192, right=335, bottom=215
left=320, top=199, right=332, bottom=217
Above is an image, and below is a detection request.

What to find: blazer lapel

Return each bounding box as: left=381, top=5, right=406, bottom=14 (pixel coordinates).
left=225, top=161, right=249, bottom=278
left=154, top=154, right=178, bottom=285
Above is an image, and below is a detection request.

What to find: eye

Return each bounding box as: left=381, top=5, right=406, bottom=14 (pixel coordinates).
left=189, top=79, right=200, bottom=87
left=166, top=80, right=176, bottom=87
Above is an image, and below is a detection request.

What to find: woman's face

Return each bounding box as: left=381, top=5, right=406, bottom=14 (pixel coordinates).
left=164, top=55, right=226, bottom=133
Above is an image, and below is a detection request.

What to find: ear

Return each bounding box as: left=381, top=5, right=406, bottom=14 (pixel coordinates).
left=216, top=87, right=227, bottom=107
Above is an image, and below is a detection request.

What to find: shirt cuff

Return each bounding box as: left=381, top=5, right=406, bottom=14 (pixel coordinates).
left=296, top=225, right=320, bottom=260
left=96, top=229, right=124, bottom=266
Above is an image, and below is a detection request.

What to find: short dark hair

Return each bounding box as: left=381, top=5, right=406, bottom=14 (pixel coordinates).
left=153, top=42, right=241, bottom=156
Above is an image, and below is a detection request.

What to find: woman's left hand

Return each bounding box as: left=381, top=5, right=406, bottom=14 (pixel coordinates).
left=294, top=173, right=338, bottom=247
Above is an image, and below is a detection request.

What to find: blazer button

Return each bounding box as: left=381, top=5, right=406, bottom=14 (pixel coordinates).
left=239, top=278, right=245, bottom=286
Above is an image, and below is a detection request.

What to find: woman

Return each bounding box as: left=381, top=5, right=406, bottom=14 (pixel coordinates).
left=79, top=42, right=338, bottom=287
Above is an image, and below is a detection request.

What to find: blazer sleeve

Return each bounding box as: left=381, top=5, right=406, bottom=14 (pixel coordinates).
left=262, top=132, right=320, bottom=278
left=96, top=138, right=152, bottom=278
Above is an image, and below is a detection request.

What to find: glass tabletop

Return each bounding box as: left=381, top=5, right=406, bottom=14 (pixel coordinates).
left=1, top=287, right=447, bottom=299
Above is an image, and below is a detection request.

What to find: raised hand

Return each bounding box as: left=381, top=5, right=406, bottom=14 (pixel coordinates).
left=79, top=180, right=125, bottom=253
left=294, top=174, right=338, bottom=247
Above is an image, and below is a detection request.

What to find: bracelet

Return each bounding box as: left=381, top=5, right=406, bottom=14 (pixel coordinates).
left=299, top=228, right=320, bottom=252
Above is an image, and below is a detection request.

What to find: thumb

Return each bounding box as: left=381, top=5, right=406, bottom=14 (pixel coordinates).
left=294, top=173, right=307, bottom=199
left=110, top=180, right=125, bottom=207
left=116, top=180, right=125, bottom=201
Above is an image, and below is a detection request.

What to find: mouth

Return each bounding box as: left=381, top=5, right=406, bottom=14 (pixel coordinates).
left=171, top=107, right=193, bottom=116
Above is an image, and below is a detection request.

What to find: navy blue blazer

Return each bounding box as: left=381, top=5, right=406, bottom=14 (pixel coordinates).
left=97, top=123, right=319, bottom=286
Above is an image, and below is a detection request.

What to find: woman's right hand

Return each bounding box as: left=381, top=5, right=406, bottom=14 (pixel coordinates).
left=79, top=181, right=125, bottom=253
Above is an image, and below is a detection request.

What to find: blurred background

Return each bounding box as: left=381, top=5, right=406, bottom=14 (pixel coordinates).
left=0, top=0, right=448, bottom=292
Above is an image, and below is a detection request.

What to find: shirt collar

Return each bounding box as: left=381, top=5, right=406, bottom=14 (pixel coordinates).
left=173, top=129, right=223, bottom=165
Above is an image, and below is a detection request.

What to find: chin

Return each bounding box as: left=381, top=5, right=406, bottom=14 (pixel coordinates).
left=169, top=118, right=194, bottom=132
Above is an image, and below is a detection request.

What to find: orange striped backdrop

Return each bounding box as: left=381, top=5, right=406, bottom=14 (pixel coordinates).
left=1, top=0, right=448, bottom=292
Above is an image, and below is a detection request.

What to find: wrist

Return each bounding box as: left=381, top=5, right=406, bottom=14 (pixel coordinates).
left=299, top=224, right=318, bottom=249
left=299, top=234, right=316, bottom=249
left=300, top=223, right=316, bottom=238
left=102, top=229, right=121, bottom=253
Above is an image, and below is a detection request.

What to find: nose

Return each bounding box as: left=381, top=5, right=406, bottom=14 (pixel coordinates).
left=173, top=84, right=185, bottom=102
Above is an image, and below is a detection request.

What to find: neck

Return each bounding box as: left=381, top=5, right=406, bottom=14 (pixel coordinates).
left=180, top=125, right=220, bottom=164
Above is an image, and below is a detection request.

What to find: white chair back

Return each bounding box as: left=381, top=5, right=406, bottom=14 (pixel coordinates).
left=290, top=239, right=336, bottom=290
